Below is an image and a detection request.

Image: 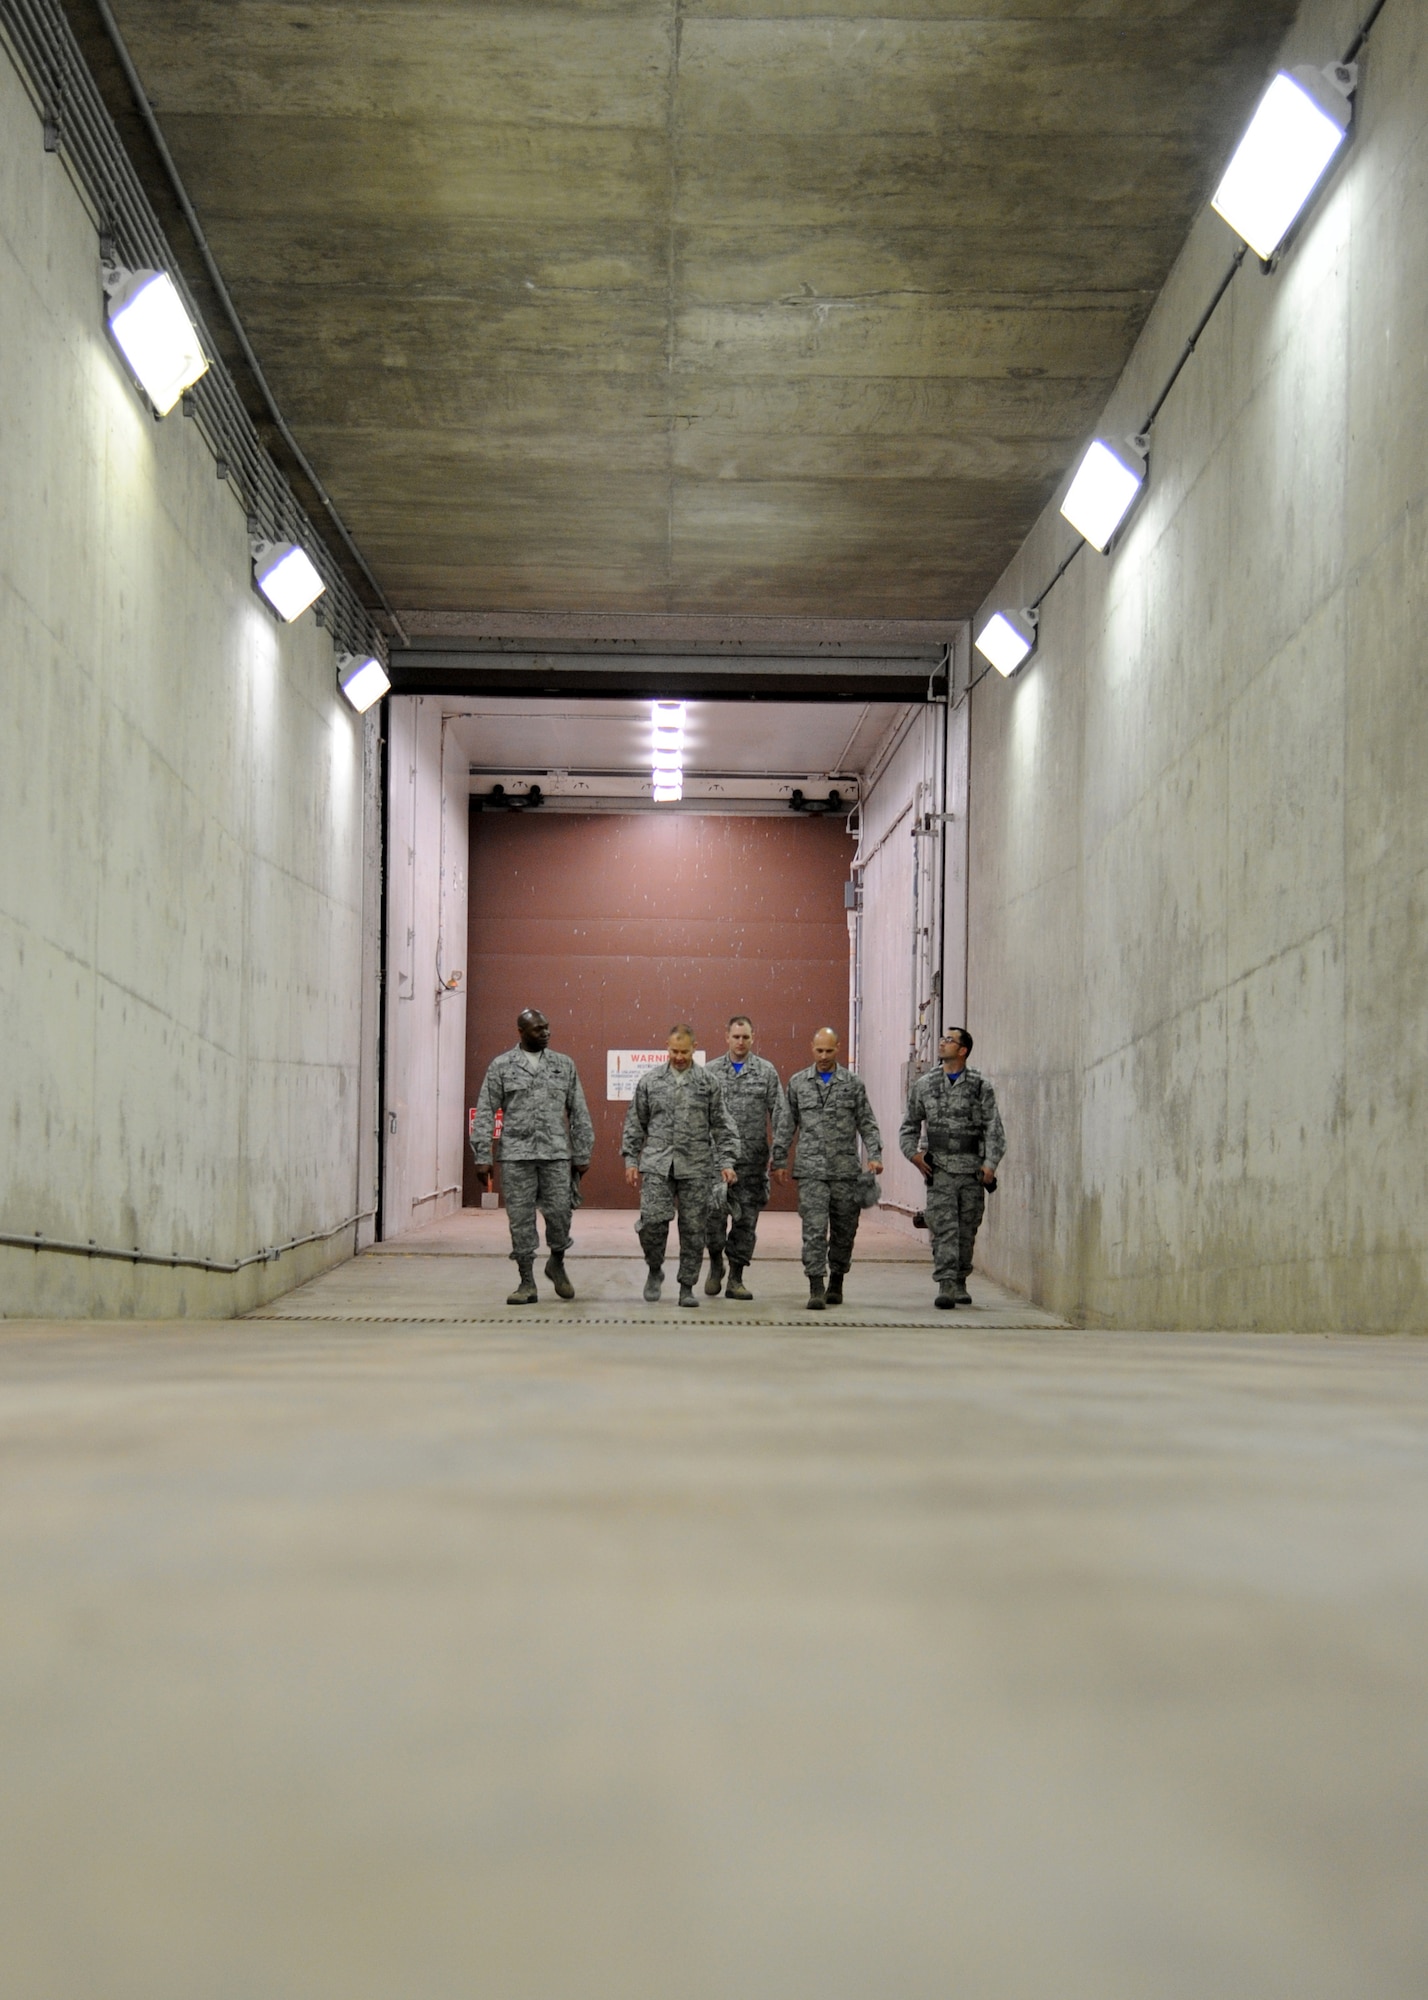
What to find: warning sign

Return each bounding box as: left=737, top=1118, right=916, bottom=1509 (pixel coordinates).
left=606, top=1048, right=706, bottom=1101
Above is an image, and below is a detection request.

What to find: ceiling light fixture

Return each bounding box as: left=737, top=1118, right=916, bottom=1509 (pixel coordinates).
left=252, top=539, right=326, bottom=621
left=974, top=609, right=1039, bottom=678
left=1060, top=439, right=1146, bottom=553
left=651, top=700, right=686, bottom=803
left=1212, top=66, right=1355, bottom=262
left=104, top=266, right=209, bottom=415
left=337, top=652, right=390, bottom=714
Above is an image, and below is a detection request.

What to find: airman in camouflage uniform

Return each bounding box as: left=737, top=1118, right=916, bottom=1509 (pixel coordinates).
left=899, top=1026, right=1006, bottom=1308
left=471, top=1008, right=595, bottom=1305
left=773, top=1027, right=883, bottom=1310
left=623, top=1025, right=740, bottom=1308
left=703, top=1016, right=786, bottom=1300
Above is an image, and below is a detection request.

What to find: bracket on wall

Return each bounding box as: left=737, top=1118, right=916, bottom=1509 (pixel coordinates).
left=789, top=789, right=846, bottom=816
left=473, top=784, right=545, bottom=813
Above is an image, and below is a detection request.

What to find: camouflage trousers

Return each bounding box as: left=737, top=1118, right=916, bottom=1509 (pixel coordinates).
left=925, top=1164, right=986, bottom=1285
left=797, top=1177, right=863, bottom=1279
left=706, top=1170, right=770, bottom=1270
left=501, top=1159, right=574, bottom=1264
left=637, top=1171, right=710, bottom=1287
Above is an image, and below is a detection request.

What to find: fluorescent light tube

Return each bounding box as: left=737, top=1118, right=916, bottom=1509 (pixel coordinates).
left=253, top=541, right=326, bottom=621
left=1212, top=68, right=1351, bottom=261
left=106, top=269, right=209, bottom=415
left=1060, top=440, right=1145, bottom=552
left=338, top=653, right=390, bottom=713
left=974, top=611, right=1037, bottom=677
left=652, top=701, right=686, bottom=798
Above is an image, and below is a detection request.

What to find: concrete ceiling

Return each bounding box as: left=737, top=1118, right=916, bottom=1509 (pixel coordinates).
left=79, top=0, right=1299, bottom=628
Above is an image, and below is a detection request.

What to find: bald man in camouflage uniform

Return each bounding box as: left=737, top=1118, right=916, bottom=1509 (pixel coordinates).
left=899, top=1026, right=1006, bottom=1309
left=623, top=1026, right=740, bottom=1309
left=773, top=1027, right=883, bottom=1310
left=471, top=1007, right=595, bottom=1305
left=703, top=1015, right=786, bottom=1300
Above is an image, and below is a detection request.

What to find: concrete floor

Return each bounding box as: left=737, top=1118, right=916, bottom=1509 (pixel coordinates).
left=2, top=1217, right=1427, bottom=1998
left=265, top=1206, right=1069, bottom=1329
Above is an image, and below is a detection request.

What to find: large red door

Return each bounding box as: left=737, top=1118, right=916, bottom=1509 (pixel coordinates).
left=464, top=812, right=856, bottom=1207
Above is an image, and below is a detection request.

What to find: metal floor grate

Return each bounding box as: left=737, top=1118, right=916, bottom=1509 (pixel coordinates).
left=245, top=1310, right=1059, bottom=1329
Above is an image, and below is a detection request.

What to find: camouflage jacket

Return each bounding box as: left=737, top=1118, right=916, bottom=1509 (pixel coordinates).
left=622, top=1064, right=740, bottom=1179
left=898, top=1065, right=1006, bottom=1171
left=705, top=1052, right=786, bottom=1179
left=773, top=1065, right=883, bottom=1180
left=470, top=1048, right=595, bottom=1165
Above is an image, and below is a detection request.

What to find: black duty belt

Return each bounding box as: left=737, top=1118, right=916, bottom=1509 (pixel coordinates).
left=934, top=1137, right=984, bottom=1157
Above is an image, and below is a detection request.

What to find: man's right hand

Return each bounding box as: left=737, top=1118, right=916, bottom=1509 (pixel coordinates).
left=476, top=1166, right=495, bottom=1193
left=773, top=1168, right=790, bottom=1186
left=625, top=1163, right=641, bottom=1189
left=912, top=1152, right=934, bottom=1184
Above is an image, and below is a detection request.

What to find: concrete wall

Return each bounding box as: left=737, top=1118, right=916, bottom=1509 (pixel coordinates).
left=0, top=44, right=379, bottom=1315
left=968, top=0, right=1428, bottom=1330
left=380, top=697, right=468, bottom=1238
left=855, top=697, right=968, bottom=1219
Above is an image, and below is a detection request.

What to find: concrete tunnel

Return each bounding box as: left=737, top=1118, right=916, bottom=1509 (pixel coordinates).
left=3, top=0, right=1428, bottom=1992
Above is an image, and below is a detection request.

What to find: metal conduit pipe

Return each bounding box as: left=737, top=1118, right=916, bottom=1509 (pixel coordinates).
left=0, top=0, right=385, bottom=665
left=89, top=0, right=407, bottom=648
left=0, top=1213, right=375, bottom=1276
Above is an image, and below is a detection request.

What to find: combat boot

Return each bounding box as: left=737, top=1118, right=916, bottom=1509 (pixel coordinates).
left=507, top=1260, right=538, bottom=1305
left=678, top=1284, right=699, bottom=1308
left=725, top=1265, right=752, bottom=1300
left=807, top=1276, right=826, bottom=1311
left=824, top=1272, right=844, bottom=1307
left=952, top=1274, right=973, bottom=1306
left=643, top=1265, right=664, bottom=1303
left=704, top=1249, right=725, bottom=1296
left=935, top=1287, right=957, bottom=1310
left=544, top=1254, right=575, bottom=1300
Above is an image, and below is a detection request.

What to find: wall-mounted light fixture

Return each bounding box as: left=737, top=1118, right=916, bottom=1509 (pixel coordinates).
left=337, top=652, right=390, bottom=714
left=1212, top=65, right=1355, bottom=262
left=974, top=608, right=1039, bottom=678
left=1060, top=438, right=1147, bottom=553
left=103, top=265, right=208, bottom=415
left=968, top=11, right=1385, bottom=699
left=252, top=539, right=326, bottom=622
left=651, top=699, right=686, bottom=803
